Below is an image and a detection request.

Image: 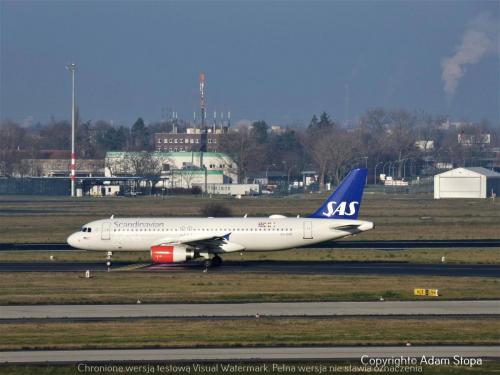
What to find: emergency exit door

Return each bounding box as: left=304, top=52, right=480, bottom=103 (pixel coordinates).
left=101, top=222, right=111, bottom=240
left=303, top=221, right=313, bottom=239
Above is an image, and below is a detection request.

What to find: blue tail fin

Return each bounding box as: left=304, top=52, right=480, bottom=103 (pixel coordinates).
left=309, top=168, right=367, bottom=219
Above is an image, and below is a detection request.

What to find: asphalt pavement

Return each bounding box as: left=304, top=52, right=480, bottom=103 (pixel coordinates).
left=1, top=239, right=499, bottom=251
left=1, top=346, right=499, bottom=363
left=2, top=301, right=498, bottom=320
left=1, top=260, right=499, bottom=277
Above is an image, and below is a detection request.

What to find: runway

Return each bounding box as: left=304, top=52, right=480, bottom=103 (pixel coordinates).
left=1, top=238, right=499, bottom=251
left=1, top=346, right=499, bottom=363
left=318, top=239, right=500, bottom=249
left=2, top=301, right=499, bottom=320
left=1, top=261, right=499, bottom=277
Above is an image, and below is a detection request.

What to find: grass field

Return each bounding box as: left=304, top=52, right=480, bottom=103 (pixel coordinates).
left=0, top=193, right=499, bottom=243
left=2, top=317, right=498, bottom=350
left=1, top=247, right=499, bottom=264
left=1, top=272, right=498, bottom=304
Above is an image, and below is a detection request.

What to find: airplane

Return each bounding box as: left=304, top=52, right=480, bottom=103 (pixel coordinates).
left=67, top=168, right=373, bottom=267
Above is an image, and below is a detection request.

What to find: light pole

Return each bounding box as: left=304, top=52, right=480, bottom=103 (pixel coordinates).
left=363, top=156, right=368, bottom=185
left=66, top=63, right=76, bottom=197
left=374, top=161, right=383, bottom=185
left=265, top=163, right=277, bottom=191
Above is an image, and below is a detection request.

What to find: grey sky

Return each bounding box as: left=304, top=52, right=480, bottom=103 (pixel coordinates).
left=1, top=1, right=498, bottom=126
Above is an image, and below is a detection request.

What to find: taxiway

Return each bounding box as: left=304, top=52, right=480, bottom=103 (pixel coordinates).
left=0, top=261, right=499, bottom=277
left=1, top=346, right=499, bottom=363
left=2, top=301, right=499, bottom=320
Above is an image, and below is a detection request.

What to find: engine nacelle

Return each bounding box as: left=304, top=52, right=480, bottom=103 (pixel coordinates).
left=150, top=245, right=195, bottom=264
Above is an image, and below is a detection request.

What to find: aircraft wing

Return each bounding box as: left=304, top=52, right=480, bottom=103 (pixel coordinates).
left=152, top=232, right=243, bottom=251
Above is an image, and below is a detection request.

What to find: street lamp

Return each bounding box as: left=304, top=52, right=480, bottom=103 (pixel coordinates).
left=264, top=163, right=277, bottom=191
left=66, top=63, right=76, bottom=197
left=374, top=161, right=384, bottom=185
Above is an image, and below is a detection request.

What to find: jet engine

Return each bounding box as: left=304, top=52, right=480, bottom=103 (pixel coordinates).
left=150, top=245, right=196, bottom=263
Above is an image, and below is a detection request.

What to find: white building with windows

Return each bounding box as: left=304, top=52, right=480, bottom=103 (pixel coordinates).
left=105, top=151, right=237, bottom=184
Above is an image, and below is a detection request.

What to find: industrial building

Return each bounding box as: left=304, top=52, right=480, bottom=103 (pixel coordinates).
left=105, top=151, right=237, bottom=184
left=434, top=167, right=500, bottom=199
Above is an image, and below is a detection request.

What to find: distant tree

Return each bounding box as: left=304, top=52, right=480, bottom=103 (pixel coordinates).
left=267, top=130, right=307, bottom=180
left=76, top=121, right=95, bottom=158
left=326, top=131, right=360, bottom=185
left=125, top=152, right=162, bottom=177
left=308, top=112, right=335, bottom=132
left=39, top=121, right=71, bottom=149
left=250, top=120, right=269, bottom=143
left=115, top=126, right=131, bottom=151
left=305, top=127, right=333, bottom=191
left=0, top=121, right=30, bottom=176
left=179, top=168, right=197, bottom=189
left=131, top=118, right=149, bottom=151
left=318, top=112, right=332, bottom=128
left=385, top=110, right=417, bottom=177
left=273, top=130, right=300, bottom=152
left=308, top=115, right=319, bottom=130
left=220, top=127, right=263, bottom=182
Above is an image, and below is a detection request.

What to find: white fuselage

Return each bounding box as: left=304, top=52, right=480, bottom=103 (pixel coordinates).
left=67, top=217, right=374, bottom=253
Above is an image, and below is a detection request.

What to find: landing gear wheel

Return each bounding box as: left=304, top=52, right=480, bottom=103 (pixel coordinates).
left=211, top=255, right=222, bottom=268
left=204, top=255, right=222, bottom=269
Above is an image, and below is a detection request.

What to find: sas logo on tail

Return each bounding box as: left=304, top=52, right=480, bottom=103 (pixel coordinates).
left=322, top=201, right=359, bottom=217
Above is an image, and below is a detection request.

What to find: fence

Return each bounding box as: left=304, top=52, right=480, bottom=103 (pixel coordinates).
left=0, top=178, right=70, bottom=195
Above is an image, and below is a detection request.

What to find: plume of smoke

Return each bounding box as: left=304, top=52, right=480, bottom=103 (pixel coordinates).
left=441, top=12, right=499, bottom=97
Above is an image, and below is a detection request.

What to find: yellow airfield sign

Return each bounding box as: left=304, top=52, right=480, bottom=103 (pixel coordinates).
left=414, top=288, right=439, bottom=297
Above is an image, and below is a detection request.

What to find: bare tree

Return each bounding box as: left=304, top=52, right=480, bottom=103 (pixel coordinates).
left=125, top=152, right=163, bottom=177
left=304, top=128, right=332, bottom=191
left=219, top=127, right=263, bottom=183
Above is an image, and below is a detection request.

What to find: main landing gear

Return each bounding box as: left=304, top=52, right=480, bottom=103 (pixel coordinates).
left=204, top=255, right=222, bottom=269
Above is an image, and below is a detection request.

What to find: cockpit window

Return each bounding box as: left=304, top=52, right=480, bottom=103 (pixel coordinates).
left=88, top=227, right=92, bottom=233
left=82, top=227, right=91, bottom=232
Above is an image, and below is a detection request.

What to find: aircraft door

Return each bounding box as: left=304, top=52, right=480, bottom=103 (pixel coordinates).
left=303, top=221, right=313, bottom=239
left=101, top=222, right=111, bottom=240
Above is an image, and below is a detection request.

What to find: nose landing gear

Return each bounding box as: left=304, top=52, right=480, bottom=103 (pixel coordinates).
left=106, top=251, right=113, bottom=271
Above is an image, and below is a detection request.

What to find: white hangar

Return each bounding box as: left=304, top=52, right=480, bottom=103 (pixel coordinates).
left=434, top=167, right=500, bottom=199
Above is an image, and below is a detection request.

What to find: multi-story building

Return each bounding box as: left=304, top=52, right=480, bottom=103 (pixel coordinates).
left=154, top=128, right=226, bottom=152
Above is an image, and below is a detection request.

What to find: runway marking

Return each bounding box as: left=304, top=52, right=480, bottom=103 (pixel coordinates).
left=112, top=263, right=150, bottom=271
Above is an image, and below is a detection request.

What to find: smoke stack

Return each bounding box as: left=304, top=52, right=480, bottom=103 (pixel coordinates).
left=441, top=12, right=498, bottom=97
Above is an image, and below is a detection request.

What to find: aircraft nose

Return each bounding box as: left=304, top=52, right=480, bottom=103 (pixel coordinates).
left=67, top=232, right=80, bottom=248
